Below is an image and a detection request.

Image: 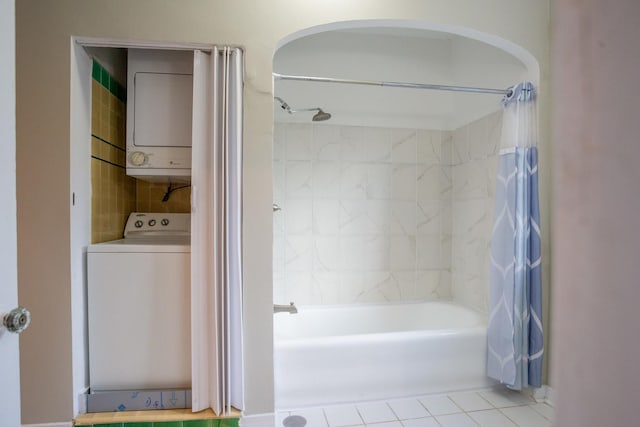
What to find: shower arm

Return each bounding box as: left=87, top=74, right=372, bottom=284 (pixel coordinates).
left=274, top=96, right=320, bottom=115
left=288, top=107, right=322, bottom=114
left=274, top=96, right=332, bottom=122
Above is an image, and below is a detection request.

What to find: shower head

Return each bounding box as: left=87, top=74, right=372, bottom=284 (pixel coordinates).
left=274, top=96, right=331, bottom=122
left=312, top=109, right=332, bottom=122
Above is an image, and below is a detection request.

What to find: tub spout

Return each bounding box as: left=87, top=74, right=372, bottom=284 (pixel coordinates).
left=274, top=302, right=298, bottom=314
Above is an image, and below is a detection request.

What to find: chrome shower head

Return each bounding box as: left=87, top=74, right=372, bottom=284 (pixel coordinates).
left=312, top=109, right=332, bottom=122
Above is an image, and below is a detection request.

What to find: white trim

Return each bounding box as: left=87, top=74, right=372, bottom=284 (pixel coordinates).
left=69, top=38, right=92, bottom=418
left=240, top=413, right=275, bottom=427
left=74, top=36, right=215, bottom=52
left=528, top=384, right=556, bottom=406
left=531, top=385, right=547, bottom=402
left=545, top=385, right=558, bottom=407
left=75, top=386, right=89, bottom=416
left=22, top=423, right=72, bottom=427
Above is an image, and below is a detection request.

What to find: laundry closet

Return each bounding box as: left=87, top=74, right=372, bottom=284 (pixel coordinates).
left=77, top=43, right=243, bottom=414
left=86, top=47, right=194, bottom=410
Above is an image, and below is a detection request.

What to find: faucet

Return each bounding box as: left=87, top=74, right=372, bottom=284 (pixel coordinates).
left=274, top=302, right=298, bottom=314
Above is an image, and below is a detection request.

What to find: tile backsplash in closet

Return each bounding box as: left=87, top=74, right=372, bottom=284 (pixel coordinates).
left=136, top=181, right=191, bottom=213
left=90, top=60, right=135, bottom=244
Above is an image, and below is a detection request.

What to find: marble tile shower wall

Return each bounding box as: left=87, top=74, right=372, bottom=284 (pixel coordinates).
left=273, top=124, right=453, bottom=305
left=450, top=110, right=502, bottom=313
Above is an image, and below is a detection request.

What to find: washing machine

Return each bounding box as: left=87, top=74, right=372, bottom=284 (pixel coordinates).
left=87, top=212, right=191, bottom=391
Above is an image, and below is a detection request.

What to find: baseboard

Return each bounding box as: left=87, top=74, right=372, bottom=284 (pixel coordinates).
left=22, top=423, right=72, bottom=427
left=240, top=413, right=275, bottom=427
left=545, top=385, right=557, bottom=407
left=529, top=384, right=556, bottom=407
left=76, top=386, right=89, bottom=415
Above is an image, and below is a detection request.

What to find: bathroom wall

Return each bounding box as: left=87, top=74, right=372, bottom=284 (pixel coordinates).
left=273, top=123, right=452, bottom=305
left=552, top=1, right=640, bottom=424
left=90, top=60, right=136, bottom=243
left=16, top=1, right=550, bottom=422
left=449, top=110, right=502, bottom=313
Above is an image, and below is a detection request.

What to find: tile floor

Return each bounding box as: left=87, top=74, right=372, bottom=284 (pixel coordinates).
left=276, top=388, right=554, bottom=427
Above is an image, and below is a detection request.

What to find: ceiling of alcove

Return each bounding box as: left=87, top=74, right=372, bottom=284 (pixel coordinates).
left=273, top=27, right=529, bottom=131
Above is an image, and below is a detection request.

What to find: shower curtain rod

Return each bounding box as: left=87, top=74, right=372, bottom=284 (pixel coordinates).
left=273, top=72, right=512, bottom=96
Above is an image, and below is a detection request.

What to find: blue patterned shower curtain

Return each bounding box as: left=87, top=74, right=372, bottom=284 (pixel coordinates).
left=487, top=82, right=543, bottom=389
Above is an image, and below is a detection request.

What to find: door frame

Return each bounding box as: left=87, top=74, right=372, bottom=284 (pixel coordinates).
left=0, top=0, right=21, bottom=425
left=69, top=36, right=215, bottom=416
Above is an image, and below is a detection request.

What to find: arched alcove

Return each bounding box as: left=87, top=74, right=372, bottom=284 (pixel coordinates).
left=273, top=20, right=539, bottom=129
left=271, top=21, right=541, bottom=408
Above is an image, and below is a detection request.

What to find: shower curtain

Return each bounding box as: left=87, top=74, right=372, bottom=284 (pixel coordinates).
left=487, top=82, right=543, bottom=389
left=191, top=47, right=244, bottom=414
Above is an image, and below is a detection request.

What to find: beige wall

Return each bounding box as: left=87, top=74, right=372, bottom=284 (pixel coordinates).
left=15, top=1, right=550, bottom=423
left=551, top=0, right=640, bottom=425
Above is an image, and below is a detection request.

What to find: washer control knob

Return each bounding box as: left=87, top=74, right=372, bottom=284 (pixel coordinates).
left=161, top=218, right=170, bottom=226
left=148, top=219, right=156, bottom=226
left=134, top=220, right=144, bottom=228
left=3, top=307, right=31, bottom=334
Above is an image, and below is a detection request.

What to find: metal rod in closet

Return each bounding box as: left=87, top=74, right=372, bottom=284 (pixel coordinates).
left=273, top=72, right=512, bottom=96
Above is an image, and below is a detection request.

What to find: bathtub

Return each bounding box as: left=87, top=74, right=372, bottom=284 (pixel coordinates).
left=273, top=300, right=494, bottom=409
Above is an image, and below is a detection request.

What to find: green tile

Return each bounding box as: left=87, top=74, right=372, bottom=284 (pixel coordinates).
left=75, top=425, right=92, bottom=427
left=101, top=66, right=109, bottom=88
left=113, top=80, right=126, bottom=103
left=125, top=423, right=153, bottom=427
left=108, top=75, right=116, bottom=95
left=152, top=422, right=182, bottom=427
left=92, top=60, right=101, bottom=81
left=95, top=423, right=123, bottom=427
left=183, top=420, right=216, bottom=427
left=91, top=59, right=126, bottom=101
left=219, top=419, right=239, bottom=427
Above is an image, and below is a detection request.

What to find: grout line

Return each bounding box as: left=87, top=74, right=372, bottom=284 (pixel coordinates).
left=475, top=391, right=496, bottom=409
left=415, top=397, right=433, bottom=417
left=321, top=408, right=330, bottom=427
left=91, top=154, right=125, bottom=169
left=386, top=401, right=401, bottom=422
left=353, top=404, right=366, bottom=426
left=92, top=133, right=126, bottom=152
left=497, top=407, right=520, bottom=426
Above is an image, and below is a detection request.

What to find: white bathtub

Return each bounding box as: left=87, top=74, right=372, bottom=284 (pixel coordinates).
left=274, top=300, right=494, bottom=409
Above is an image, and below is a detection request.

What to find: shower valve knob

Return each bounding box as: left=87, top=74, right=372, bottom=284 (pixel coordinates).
left=2, top=307, right=31, bottom=334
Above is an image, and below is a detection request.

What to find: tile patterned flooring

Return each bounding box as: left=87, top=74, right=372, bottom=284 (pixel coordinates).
left=276, top=389, right=554, bottom=427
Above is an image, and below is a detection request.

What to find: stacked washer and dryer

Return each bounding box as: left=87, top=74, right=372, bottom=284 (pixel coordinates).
left=86, top=49, right=195, bottom=395
left=86, top=49, right=196, bottom=402
left=87, top=212, right=191, bottom=391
